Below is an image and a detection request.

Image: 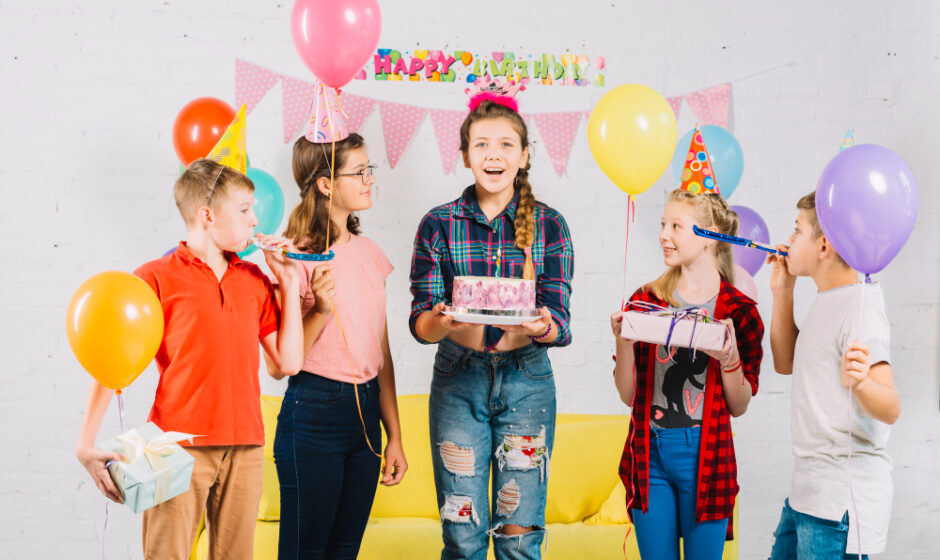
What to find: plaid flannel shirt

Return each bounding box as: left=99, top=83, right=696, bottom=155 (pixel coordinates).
left=619, top=280, right=764, bottom=540
left=409, top=186, right=574, bottom=347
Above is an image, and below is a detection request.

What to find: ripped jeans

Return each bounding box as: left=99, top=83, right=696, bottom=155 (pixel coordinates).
left=429, top=337, right=556, bottom=560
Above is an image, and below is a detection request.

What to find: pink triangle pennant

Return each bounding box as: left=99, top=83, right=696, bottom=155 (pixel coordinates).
left=280, top=76, right=318, bottom=144
left=667, top=96, right=682, bottom=119
left=684, top=83, right=731, bottom=128
left=379, top=102, right=426, bottom=168
left=532, top=112, right=582, bottom=177
left=340, top=93, right=376, bottom=132
left=429, top=109, right=466, bottom=174
left=235, top=59, right=280, bottom=115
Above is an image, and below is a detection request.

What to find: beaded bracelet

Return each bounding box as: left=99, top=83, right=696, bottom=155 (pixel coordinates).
left=529, top=322, right=553, bottom=341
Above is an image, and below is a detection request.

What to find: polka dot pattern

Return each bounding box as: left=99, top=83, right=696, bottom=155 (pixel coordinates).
left=280, top=76, right=318, bottom=144
left=679, top=126, right=720, bottom=195
left=429, top=109, right=466, bottom=173
left=340, top=93, right=376, bottom=132
left=667, top=96, right=682, bottom=119
left=532, top=112, right=582, bottom=177
left=379, top=102, right=427, bottom=168
left=235, top=59, right=280, bottom=115
left=683, top=83, right=731, bottom=129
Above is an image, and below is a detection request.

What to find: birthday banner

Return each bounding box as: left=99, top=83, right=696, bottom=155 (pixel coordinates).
left=364, top=49, right=605, bottom=87
left=235, top=59, right=733, bottom=176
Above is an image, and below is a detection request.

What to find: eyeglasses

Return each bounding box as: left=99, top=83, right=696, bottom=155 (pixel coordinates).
left=335, top=164, right=377, bottom=184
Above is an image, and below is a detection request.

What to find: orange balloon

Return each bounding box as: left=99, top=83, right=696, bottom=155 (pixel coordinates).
left=172, top=97, right=236, bottom=166
left=66, top=271, right=164, bottom=391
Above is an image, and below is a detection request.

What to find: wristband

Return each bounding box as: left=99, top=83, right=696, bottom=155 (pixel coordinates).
left=529, top=322, right=553, bottom=341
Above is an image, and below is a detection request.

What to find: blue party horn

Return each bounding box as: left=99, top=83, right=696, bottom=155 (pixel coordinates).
left=693, top=225, right=788, bottom=257
left=253, top=238, right=335, bottom=261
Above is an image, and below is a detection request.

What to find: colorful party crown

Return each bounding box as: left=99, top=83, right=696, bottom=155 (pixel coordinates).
left=304, top=81, right=350, bottom=144
left=840, top=129, right=854, bottom=152
left=207, top=104, right=248, bottom=174
left=465, top=77, right=526, bottom=112
left=679, top=125, right=720, bottom=195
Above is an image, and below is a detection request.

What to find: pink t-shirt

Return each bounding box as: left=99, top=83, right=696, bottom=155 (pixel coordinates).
left=297, top=235, right=393, bottom=383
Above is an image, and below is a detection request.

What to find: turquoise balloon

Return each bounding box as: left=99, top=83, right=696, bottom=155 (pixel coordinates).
left=670, top=125, right=744, bottom=198
left=238, top=167, right=285, bottom=258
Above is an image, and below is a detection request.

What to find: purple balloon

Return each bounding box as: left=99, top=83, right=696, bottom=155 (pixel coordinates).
left=816, top=144, right=918, bottom=275
left=731, top=205, right=770, bottom=276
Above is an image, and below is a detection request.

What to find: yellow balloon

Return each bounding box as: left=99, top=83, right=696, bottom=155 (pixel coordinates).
left=588, top=84, right=678, bottom=195
left=66, top=271, right=164, bottom=391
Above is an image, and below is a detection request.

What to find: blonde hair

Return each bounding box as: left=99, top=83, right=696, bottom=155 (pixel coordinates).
left=174, top=158, right=254, bottom=225
left=283, top=134, right=364, bottom=253
left=644, top=189, right=739, bottom=306
left=459, top=99, right=536, bottom=280
left=796, top=191, right=848, bottom=267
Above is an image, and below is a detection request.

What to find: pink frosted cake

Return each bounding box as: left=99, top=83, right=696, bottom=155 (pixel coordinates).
left=452, top=276, right=536, bottom=311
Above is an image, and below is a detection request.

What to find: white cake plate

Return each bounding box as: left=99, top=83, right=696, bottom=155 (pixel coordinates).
left=443, top=306, right=541, bottom=325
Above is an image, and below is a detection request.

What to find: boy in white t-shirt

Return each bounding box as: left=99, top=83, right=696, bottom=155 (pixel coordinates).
left=767, top=192, right=901, bottom=559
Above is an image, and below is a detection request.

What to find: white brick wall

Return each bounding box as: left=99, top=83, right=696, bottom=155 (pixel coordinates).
left=1, top=0, right=937, bottom=557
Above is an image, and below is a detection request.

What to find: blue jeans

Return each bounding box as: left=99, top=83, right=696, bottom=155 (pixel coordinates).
left=273, top=372, right=382, bottom=560
left=429, top=338, right=556, bottom=560
left=631, top=426, right=729, bottom=560
left=768, top=498, right=869, bottom=560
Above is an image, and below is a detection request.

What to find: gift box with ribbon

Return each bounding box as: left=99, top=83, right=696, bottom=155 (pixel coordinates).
left=99, top=423, right=197, bottom=514
left=619, top=301, right=727, bottom=352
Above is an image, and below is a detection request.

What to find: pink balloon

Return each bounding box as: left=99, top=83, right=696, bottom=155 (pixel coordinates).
left=290, top=0, right=382, bottom=88
left=733, top=264, right=758, bottom=303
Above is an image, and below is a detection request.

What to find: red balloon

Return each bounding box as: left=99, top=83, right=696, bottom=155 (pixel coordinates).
left=290, top=0, right=382, bottom=88
left=172, top=97, right=235, bottom=166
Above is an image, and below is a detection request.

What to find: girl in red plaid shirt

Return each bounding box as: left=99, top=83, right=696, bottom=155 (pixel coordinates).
left=610, top=189, right=764, bottom=560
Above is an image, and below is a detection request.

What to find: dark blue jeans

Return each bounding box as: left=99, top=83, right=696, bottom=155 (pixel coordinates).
left=273, top=372, right=382, bottom=560
left=769, top=499, right=869, bottom=560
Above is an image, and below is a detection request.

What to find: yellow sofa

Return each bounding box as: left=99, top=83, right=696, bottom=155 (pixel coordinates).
left=195, top=394, right=738, bottom=559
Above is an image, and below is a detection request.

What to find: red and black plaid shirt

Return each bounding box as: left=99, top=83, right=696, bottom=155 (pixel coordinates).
left=618, top=279, right=764, bottom=540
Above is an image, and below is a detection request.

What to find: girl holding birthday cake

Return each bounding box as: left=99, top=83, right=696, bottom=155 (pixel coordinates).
left=408, top=79, right=574, bottom=560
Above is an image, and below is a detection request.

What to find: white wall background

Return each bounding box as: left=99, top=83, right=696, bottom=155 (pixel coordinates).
left=1, top=0, right=937, bottom=558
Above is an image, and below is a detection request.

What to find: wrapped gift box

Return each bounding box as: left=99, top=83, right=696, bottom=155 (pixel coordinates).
left=98, top=423, right=196, bottom=514
left=620, top=310, right=726, bottom=352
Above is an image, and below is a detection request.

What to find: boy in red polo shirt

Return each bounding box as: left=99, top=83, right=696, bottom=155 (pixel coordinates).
left=75, top=159, right=303, bottom=559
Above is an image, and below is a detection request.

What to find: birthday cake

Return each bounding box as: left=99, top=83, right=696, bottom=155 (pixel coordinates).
left=452, top=276, right=536, bottom=311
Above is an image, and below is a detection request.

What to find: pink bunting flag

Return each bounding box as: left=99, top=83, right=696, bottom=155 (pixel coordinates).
left=667, top=96, right=682, bottom=119
left=280, top=76, right=318, bottom=144
left=379, top=102, right=427, bottom=168
left=684, top=83, right=731, bottom=128
left=429, top=109, right=466, bottom=173
left=533, top=112, right=582, bottom=177
left=235, top=59, right=280, bottom=115
left=340, top=93, right=376, bottom=132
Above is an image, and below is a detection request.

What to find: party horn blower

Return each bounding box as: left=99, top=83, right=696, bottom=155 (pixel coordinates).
left=693, top=225, right=788, bottom=257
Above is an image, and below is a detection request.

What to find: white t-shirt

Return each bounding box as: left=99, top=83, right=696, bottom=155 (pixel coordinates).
left=789, top=282, right=893, bottom=554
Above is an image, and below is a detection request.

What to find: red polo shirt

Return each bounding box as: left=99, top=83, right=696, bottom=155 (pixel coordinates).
left=134, top=242, right=280, bottom=446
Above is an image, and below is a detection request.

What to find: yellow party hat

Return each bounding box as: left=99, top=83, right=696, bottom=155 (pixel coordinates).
left=207, top=104, right=247, bottom=174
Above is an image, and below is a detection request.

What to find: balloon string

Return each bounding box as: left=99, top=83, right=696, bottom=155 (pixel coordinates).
left=620, top=195, right=635, bottom=308
left=846, top=276, right=868, bottom=559
left=324, top=139, right=382, bottom=461
left=116, top=392, right=125, bottom=434
left=101, top=501, right=109, bottom=560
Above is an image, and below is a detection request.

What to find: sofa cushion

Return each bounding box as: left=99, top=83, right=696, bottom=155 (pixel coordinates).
left=545, top=414, right=629, bottom=523
left=257, top=395, right=282, bottom=521
left=370, top=394, right=439, bottom=518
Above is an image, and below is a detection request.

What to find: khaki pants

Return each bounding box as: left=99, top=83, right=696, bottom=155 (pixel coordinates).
left=142, top=445, right=263, bottom=560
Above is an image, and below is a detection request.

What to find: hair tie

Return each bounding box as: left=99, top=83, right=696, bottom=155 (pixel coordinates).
left=524, top=247, right=531, bottom=257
